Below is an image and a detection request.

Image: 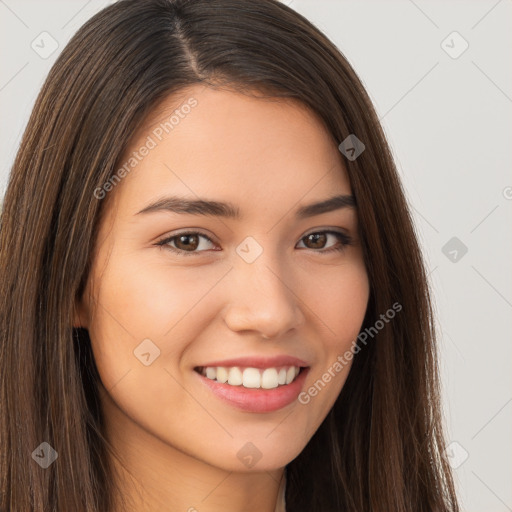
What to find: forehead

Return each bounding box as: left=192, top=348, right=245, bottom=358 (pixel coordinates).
left=111, top=84, right=351, bottom=214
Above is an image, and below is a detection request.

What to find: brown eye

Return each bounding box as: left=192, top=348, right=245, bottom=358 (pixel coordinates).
left=156, top=231, right=216, bottom=256
left=297, top=231, right=352, bottom=254
left=156, top=229, right=352, bottom=257
left=303, top=232, right=328, bottom=249
left=174, top=234, right=200, bottom=251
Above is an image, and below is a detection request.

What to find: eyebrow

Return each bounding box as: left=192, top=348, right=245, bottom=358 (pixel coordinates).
left=135, top=193, right=356, bottom=220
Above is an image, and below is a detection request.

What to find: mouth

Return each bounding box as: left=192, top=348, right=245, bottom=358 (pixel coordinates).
left=193, top=364, right=310, bottom=413
left=194, top=365, right=306, bottom=390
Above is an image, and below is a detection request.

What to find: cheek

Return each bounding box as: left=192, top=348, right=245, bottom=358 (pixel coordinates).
left=93, top=250, right=227, bottom=337
left=297, top=259, right=369, bottom=422
left=305, top=257, right=370, bottom=348
left=86, top=251, right=231, bottom=384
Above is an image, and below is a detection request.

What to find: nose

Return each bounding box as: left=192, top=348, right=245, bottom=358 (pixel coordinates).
left=221, top=251, right=306, bottom=339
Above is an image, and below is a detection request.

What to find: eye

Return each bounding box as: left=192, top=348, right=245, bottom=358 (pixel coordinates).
left=296, top=230, right=353, bottom=255
left=155, top=229, right=353, bottom=256
left=155, top=231, right=216, bottom=256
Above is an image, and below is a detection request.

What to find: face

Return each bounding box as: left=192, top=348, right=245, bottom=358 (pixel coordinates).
left=75, top=84, right=370, bottom=473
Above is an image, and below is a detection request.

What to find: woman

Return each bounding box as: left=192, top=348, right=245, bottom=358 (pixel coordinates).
left=0, top=0, right=460, bottom=510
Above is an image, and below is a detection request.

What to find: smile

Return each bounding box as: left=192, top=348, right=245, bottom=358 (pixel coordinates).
left=195, top=365, right=303, bottom=389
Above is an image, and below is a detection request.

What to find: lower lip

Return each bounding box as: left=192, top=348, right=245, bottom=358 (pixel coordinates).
left=195, top=368, right=310, bottom=413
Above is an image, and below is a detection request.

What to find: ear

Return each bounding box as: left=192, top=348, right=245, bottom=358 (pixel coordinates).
left=73, top=292, right=90, bottom=329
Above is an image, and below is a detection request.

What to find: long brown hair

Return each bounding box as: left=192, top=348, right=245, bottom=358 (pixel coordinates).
left=0, top=0, right=460, bottom=510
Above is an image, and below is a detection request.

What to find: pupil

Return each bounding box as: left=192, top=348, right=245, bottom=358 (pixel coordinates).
left=308, top=233, right=325, bottom=248
left=178, top=234, right=198, bottom=250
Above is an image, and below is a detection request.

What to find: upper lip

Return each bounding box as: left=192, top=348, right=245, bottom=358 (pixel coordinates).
left=196, top=355, right=310, bottom=369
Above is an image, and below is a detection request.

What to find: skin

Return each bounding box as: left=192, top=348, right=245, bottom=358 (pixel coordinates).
left=74, top=84, right=370, bottom=512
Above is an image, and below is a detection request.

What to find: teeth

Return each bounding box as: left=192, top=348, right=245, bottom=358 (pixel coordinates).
left=216, top=367, right=228, bottom=383
left=228, top=367, right=243, bottom=386
left=205, top=367, right=216, bottom=379
left=261, top=368, right=278, bottom=389
left=199, top=365, right=302, bottom=389
left=243, top=368, right=261, bottom=388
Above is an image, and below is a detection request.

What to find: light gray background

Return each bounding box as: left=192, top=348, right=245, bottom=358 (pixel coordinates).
left=1, top=1, right=511, bottom=510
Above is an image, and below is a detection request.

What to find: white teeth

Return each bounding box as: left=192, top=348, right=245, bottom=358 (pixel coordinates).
left=227, top=367, right=243, bottom=386
left=216, top=367, right=228, bottom=383
left=261, top=368, right=279, bottom=389
left=242, top=368, right=261, bottom=388
left=285, top=367, right=295, bottom=385
left=205, top=367, right=217, bottom=379
left=199, top=365, right=302, bottom=389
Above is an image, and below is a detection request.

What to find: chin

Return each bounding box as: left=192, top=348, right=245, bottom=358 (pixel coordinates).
left=200, top=436, right=307, bottom=473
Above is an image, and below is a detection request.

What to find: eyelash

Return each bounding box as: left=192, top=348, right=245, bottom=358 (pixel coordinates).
left=155, top=230, right=353, bottom=257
